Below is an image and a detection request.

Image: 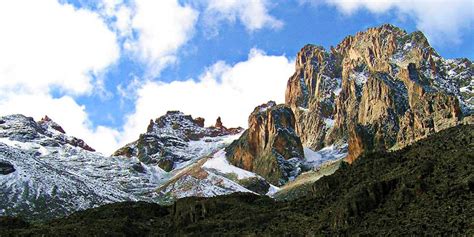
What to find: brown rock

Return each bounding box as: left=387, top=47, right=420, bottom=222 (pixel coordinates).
left=284, top=24, right=471, bottom=162
left=225, top=101, right=304, bottom=186
left=194, top=117, right=205, bottom=127
left=37, top=115, right=95, bottom=152
left=215, top=117, right=223, bottom=128
left=38, top=115, right=66, bottom=134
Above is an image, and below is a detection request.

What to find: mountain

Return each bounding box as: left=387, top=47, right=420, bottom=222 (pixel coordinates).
left=285, top=24, right=473, bottom=162
left=219, top=24, right=472, bottom=185
left=113, top=111, right=243, bottom=171
left=0, top=113, right=248, bottom=220
left=4, top=124, right=471, bottom=236
left=0, top=24, right=472, bottom=226
left=0, top=114, right=166, bottom=220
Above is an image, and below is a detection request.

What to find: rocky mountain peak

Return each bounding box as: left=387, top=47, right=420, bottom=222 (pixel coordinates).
left=226, top=101, right=304, bottom=186
left=114, top=111, right=243, bottom=172
left=38, top=115, right=66, bottom=134
left=284, top=24, right=472, bottom=162
left=0, top=114, right=95, bottom=152
left=215, top=117, right=223, bottom=128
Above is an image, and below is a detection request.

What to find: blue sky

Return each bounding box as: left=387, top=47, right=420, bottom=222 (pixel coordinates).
left=0, top=0, right=473, bottom=153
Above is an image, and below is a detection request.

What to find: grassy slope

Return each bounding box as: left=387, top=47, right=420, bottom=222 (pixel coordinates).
left=1, top=125, right=473, bottom=236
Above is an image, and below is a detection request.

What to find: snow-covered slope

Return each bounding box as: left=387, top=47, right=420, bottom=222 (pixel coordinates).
left=302, top=143, right=348, bottom=169
left=0, top=114, right=246, bottom=219
left=157, top=149, right=276, bottom=201
left=0, top=113, right=353, bottom=220
left=0, top=115, right=169, bottom=219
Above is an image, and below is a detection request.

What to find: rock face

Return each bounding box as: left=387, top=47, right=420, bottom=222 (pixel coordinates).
left=113, top=111, right=243, bottom=171
left=0, top=161, right=15, bottom=175
left=38, top=116, right=66, bottom=134
left=225, top=101, right=304, bottom=186
left=0, top=114, right=95, bottom=152
left=285, top=24, right=473, bottom=162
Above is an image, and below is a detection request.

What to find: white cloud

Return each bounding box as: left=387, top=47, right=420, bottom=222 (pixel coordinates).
left=120, top=48, right=294, bottom=144
left=203, top=0, right=283, bottom=34
left=0, top=0, right=119, bottom=95
left=99, top=0, right=199, bottom=76
left=305, top=0, right=474, bottom=44
left=127, top=0, right=199, bottom=76
left=99, top=0, right=283, bottom=75
left=0, top=0, right=121, bottom=154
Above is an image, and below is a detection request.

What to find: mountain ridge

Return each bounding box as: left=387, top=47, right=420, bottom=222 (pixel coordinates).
left=2, top=124, right=471, bottom=236
left=0, top=24, right=472, bottom=225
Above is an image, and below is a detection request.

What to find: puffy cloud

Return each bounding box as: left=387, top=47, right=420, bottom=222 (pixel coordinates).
left=0, top=0, right=119, bottom=95
left=98, top=0, right=199, bottom=76
left=124, top=0, right=199, bottom=76
left=120, top=48, right=294, bottom=143
left=0, top=0, right=121, bottom=154
left=203, top=0, right=283, bottom=34
left=303, top=0, right=474, bottom=44
left=100, top=0, right=283, bottom=75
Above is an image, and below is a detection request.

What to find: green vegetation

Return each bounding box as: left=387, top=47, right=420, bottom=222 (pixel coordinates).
left=1, top=125, right=473, bottom=236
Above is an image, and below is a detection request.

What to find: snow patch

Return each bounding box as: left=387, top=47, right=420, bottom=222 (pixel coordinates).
left=0, top=138, right=50, bottom=156
left=350, top=71, right=368, bottom=86
left=403, top=42, right=412, bottom=51
left=266, top=184, right=280, bottom=196
left=303, top=144, right=348, bottom=169
left=324, top=118, right=335, bottom=128
left=162, top=171, right=253, bottom=199
left=203, top=149, right=256, bottom=179
left=298, top=106, right=309, bottom=112
left=333, top=87, right=342, bottom=96
left=332, top=77, right=342, bottom=96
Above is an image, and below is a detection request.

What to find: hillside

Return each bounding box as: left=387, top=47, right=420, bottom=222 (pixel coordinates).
left=0, top=114, right=245, bottom=220
left=3, top=124, right=472, bottom=236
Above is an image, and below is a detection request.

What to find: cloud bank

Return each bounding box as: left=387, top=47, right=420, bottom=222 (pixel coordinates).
left=0, top=0, right=120, bottom=154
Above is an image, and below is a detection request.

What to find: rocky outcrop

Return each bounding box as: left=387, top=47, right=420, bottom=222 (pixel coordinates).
left=114, top=111, right=243, bottom=171
left=39, top=115, right=95, bottom=152
left=215, top=117, right=223, bottom=128
left=285, top=24, right=473, bottom=162
left=0, top=114, right=95, bottom=152
left=0, top=160, right=15, bottom=175
left=38, top=116, right=66, bottom=134
left=225, top=101, right=304, bottom=186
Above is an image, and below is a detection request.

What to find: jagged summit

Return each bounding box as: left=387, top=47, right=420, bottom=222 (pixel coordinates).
left=0, top=114, right=95, bottom=152
left=285, top=24, right=473, bottom=162
left=114, top=111, right=243, bottom=171
left=38, top=115, right=66, bottom=134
